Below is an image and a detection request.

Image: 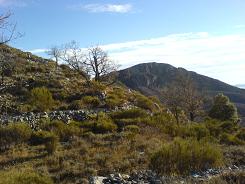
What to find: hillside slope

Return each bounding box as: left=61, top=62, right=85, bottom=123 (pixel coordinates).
left=0, top=46, right=244, bottom=184
left=0, top=45, right=162, bottom=115
left=117, top=62, right=245, bottom=119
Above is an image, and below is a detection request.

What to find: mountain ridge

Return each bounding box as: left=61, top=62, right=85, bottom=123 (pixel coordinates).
left=116, top=62, right=245, bottom=119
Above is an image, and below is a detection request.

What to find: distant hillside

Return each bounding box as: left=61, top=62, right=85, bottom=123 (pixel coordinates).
left=117, top=62, right=245, bottom=119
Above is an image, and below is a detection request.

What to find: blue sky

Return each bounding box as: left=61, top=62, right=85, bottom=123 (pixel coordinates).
left=1, top=0, right=245, bottom=85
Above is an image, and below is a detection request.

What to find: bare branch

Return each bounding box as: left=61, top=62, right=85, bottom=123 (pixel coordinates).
left=85, top=46, right=118, bottom=82
left=0, top=11, right=22, bottom=45
left=59, top=41, right=90, bottom=83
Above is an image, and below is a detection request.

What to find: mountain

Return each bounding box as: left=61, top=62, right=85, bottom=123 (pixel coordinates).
left=117, top=62, right=245, bottom=120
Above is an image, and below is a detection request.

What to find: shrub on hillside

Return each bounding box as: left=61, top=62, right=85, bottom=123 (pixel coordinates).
left=69, top=100, right=83, bottom=110
left=220, top=133, right=244, bottom=145
left=18, top=104, right=33, bottom=113
left=0, top=123, right=32, bottom=151
left=105, top=87, right=127, bottom=109
left=82, top=113, right=117, bottom=133
left=134, top=93, right=155, bottom=111
left=82, top=96, right=101, bottom=108
left=204, top=119, right=223, bottom=137
left=209, top=93, right=239, bottom=122
left=236, top=128, right=245, bottom=141
left=86, top=81, right=106, bottom=95
left=124, top=125, right=140, bottom=134
left=105, top=94, right=124, bottom=109
left=30, top=131, right=53, bottom=145
left=182, top=123, right=210, bottom=140
left=114, top=118, right=142, bottom=129
left=204, top=119, right=241, bottom=141
left=45, top=134, right=58, bottom=155
left=0, top=168, right=53, bottom=184
left=150, top=138, right=223, bottom=175
left=147, top=112, right=178, bottom=136
left=42, top=120, right=80, bottom=142
left=219, top=121, right=239, bottom=134
left=110, top=108, right=148, bottom=120
left=30, top=87, right=55, bottom=111
left=30, top=131, right=58, bottom=154
left=7, top=123, right=32, bottom=143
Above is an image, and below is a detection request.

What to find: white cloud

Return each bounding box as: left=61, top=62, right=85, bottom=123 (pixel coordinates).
left=29, top=48, right=48, bottom=54
left=70, top=3, right=133, bottom=13
left=100, top=32, right=245, bottom=85
left=30, top=32, right=245, bottom=85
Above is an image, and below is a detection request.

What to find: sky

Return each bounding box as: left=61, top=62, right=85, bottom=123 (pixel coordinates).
left=0, top=0, right=245, bottom=85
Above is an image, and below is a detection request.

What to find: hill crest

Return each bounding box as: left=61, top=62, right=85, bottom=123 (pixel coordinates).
left=117, top=62, right=245, bottom=120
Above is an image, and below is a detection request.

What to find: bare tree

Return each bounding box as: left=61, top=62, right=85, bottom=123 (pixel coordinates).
left=162, top=74, right=203, bottom=123
left=0, top=12, right=20, bottom=45
left=60, top=42, right=118, bottom=84
left=85, top=46, right=118, bottom=82
left=162, top=83, right=183, bottom=124
left=179, top=76, right=203, bottom=121
left=46, top=46, right=61, bottom=68
left=60, top=41, right=90, bottom=82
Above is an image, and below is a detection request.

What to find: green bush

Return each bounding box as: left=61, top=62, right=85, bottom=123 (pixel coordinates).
left=219, top=121, right=239, bottom=134
left=42, top=120, right=80, bottom=142
left=236, top=128, right=245, bottom=141
left=86, top=80, right=106, bottom=95
left=147, top=113, right=178, bottom=136
left=82, top=113, right=117, bottom=133
left=183, top=123, right=210, bottom=140
left=204, top=119, right=241, bottom=141
left=150, top=138, right=223, bottom=175
left=82, top=96, right=101, bottom=108
left=30, top=87, right=55, bottom=111
left=18, top=104, right=33, bottom=113
left=0, top=123, right=32, bottom=150
left=114, top=118, right=142, bottom=128
left=209, top=93, right=239, bottom=122
left=69, top=100, right=83, bottom=110
left=30, top=131, right=54, bottom=145
left=105, top=94, right=123, bottom=109
left=0, top=168, right=53, bottom=184
left=45, top=134, right=58, bottom=155
left=109, top=108, right=149, bottom=130
left=124, top=125, right=140, bottom=134
left=105, top=87, right=127, bottom=109
left=220, top=133, right=244, bottom=145
left=134, top=93, right=155, bottom=111
left=30, top=131, right=58, bottom=154
left=110, top=108, right=148, bottom=120
left=204, top=119, right=223, bottom=137
left=8, top=123, right=32, bottom=143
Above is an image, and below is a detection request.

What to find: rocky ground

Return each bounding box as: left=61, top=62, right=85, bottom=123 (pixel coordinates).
left=90, top=166, right=245, bottom=184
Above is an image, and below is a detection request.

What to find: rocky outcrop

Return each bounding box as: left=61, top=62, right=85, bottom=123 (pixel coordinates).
left=90, top=171, right=162, bottom=184
left=90, top=166, right=245, bottom=184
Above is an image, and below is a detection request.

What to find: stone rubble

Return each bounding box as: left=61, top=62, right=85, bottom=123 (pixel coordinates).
left=0, top=110, right=89, bottom=129
left=0, top=104, right=138, bottom=130
left=89, top=166, right=245, bottom=184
